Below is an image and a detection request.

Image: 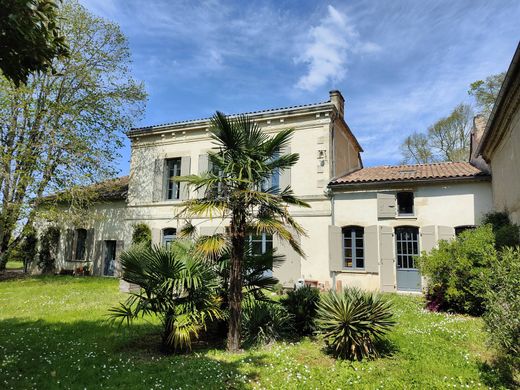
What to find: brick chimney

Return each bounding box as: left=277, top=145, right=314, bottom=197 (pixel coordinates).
left=469, top=114, right=490, bottom=171
left=329, top=90, right=344, bottom=118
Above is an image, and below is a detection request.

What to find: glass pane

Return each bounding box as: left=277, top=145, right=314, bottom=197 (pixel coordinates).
left=252, top=242, right=263, bottom=256
left=356, top=258, right=364, bottom=268
left=345, top=258, right=352, bottom=268
left=345, top=247, right=352, bottom=258
left=356, top=248, right=364, bottom=258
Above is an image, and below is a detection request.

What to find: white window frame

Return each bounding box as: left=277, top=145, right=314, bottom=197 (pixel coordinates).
left=342, top=226, right=365, bottom=269
left=166, top=158, right=182, bottom=200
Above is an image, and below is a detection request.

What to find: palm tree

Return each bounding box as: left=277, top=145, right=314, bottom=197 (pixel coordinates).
left=177, top=112, right=310, bottom=351
left=109, top=241, right=223, bottom=353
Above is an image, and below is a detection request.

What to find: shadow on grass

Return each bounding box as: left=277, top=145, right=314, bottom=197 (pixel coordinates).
left=0, top=318, right=267, bottom=389
left=477, top=356, right=518, bottom=389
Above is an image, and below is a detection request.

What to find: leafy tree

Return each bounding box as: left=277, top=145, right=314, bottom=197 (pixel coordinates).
left=0, top=0, right=69, bottom=86
left=38, top=226, right=60, bottom=273
left=400, top=104, right=473, bottom=164
left=109, top=241, right=223, bottom=353
left=468, top=72, right=506, bottom=119
left=131, top=223, right=152, bottom=247
left=177, top=112, right=309, bottom=351
left=0, top=0, right=146, bottom=270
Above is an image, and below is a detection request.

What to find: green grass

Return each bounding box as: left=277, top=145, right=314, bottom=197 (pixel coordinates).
left=0, top=277, right=509, bottom=389
left=5, top=260, right=23, bottom=270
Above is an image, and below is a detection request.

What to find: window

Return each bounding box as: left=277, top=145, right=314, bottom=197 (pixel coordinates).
left=162, top=228, right=176, bottom=247
left=166, top=158, right=182, bottom=200
left=397, top=191, right=414, bottom=216
left=75, top=228, right=87, bottom=261
left=455, top=225, right=476, bottom=236
left=260, top=149, right=280, bottom=192
left=249, top=233, right=273, bottom=256
left=395, top=227, right=419, bottom=269
left=342, top=226, right=364, bottom=269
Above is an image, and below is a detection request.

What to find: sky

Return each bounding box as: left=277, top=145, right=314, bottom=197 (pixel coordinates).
left=80, top=0, right=520, bottom=174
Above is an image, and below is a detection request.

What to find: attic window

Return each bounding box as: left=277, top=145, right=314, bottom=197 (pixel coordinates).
left=397, top=191, right=414, bottom=216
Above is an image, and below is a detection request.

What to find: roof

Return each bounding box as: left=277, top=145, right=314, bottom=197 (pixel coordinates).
left=329, top=162, right=489, bottom=187
left=476, top=41, right=520, bottom=160
left=128, top=100, right=331, bottom=136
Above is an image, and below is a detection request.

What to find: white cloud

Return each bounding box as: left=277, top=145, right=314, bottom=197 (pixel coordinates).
left=295, top=5, right=379, bottom=91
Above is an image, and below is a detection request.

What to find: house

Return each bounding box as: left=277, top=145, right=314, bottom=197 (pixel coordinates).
left=44, top=89, right=494, bottom=292
left=475, top=41, right=520, bottom=225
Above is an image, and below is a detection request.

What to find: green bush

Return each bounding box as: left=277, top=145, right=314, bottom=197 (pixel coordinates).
left=316, top=288, right=394, bottom=360
left=418, top=225, right=496, bottom=315
left=241, top=299, right=292, bottom=346
left=131, top=223, right=152, bottom=247
left=282, top=286, right=320, bottom=336
left=483, top=247, right=520, bottom=373
left=482, top=211, right=520, bottom=249
left=38, top=226, right=60, bottom=274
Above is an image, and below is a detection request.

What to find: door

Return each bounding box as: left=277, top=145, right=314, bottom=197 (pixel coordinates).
left=103, top=240, right=117, bottom=276
left=395, top=227, right=421, bottom=292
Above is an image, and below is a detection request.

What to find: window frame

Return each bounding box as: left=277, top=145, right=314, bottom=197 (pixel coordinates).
left=342, top=226, right=365, bottom=270
left=162, top=228, right=177, bottom=248
left=395, top=226, right=420, bottom=269
left=396, top=191, right=415, bottom=216
left=166, top=158, right=182, bottom=200
left=249, top=232, right=273, bottom=256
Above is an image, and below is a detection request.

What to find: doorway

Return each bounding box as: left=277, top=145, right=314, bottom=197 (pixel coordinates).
left=395, top=227, right=421, bottom=292
left=103, top=240, right=116, bottom=276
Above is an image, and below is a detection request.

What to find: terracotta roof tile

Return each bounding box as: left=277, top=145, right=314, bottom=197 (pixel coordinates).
left=330, top=162, right=489, bottom=186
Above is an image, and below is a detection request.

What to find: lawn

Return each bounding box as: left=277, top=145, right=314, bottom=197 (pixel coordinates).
left=0, top=277, right=509, bottom=389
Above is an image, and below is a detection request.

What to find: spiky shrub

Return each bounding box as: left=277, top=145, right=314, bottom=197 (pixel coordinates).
left=109, top=241, right=223, bottom=353
left=241, top=299, right=292, bottom=346
left=282, top=286, right=320, bottom=336
left=317, top=288, right=395, bottom=360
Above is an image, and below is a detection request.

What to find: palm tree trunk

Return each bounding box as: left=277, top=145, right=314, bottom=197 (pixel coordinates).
left=227, top=209, right=245, bottom=352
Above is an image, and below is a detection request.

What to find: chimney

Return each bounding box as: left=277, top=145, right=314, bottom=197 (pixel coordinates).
left=329, top=90, right=345, bottom=118
left=469, top=114, right=490, bottom=172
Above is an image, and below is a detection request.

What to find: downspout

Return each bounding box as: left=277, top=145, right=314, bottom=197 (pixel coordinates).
left=329, top=111, right=337, bottom=290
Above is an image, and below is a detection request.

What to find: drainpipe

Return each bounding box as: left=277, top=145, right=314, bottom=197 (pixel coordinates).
left=329, top=111, right=338, bottom=289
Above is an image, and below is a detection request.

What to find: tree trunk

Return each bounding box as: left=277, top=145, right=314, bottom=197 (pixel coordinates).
left=227, top=209, right=246, bottom=352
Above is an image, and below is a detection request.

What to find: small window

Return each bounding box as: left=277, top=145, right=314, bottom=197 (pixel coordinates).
left=166, top=158, right=182, bottom=200
left=75, top=229, right=87, bottom=261
left=249, top=233, right=273, bottom=256
left=342, top=226, right=364, bottom=269
left=397, top=191, right=414, bottom=216
left=455, top=225, right=476, bottom=236
left=162, top=228, right=176, bottom=247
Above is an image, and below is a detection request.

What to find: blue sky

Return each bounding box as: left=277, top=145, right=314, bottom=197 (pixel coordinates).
left=81, top=0, right=520, bottom=174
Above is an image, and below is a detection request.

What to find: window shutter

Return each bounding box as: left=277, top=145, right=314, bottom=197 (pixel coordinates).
left=377, top=193, right=396, bottom=218
left=64, top=229, right=74, bottom=262
left=364, top=225, right=379, bottom=273
left=198, top=154, right=209, bottom=198
left=152, top=159, right=165, bottom=202
left=179, top=156, right=191, bottom=200
left=328, top=225, right=343, bottom=272
left=273, top=233, right=301, bottom=287
left=94, top=240, right=104, bottom=275
left=379, top=226, right=395, bottom=292
left=115, top=240, right=125, bottom=277
left=420, top=225, right=436, bottom=254
left=85, top=229, right=94, bottom=261
left=279, top=146, right=291, bottom=190
left=438, top=226, right=455, bottom=243
left=151, top=228, right=161, bottom=245
left=71, top=229, right=78, bottom=261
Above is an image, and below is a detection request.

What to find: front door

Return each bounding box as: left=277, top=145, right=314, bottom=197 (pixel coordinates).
left=395, top=227, right=421, bottom=292
left=103, top=240, right=116, bottom=276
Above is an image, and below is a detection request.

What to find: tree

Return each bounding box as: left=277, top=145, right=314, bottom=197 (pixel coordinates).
left=0, top=0, right=69, bottom=86
left=0, top=0, right=146, bottom=270
left=468, top=72, right=506, bottom=119
left=400, top=103, right=473, bottom=164
left=177, top=112, right=309, bottom=351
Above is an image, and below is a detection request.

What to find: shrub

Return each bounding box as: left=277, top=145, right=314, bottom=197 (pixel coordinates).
left=241, top=299, right=292, bottom=346
left=483, top=247, right=520, bottom=372
left=316, top=288, right=394, bottom=360
left=38, top=226, right=60, bottom=274
left=131, top=223, right=152, bottom=247
left=482, top=211, right=520, bottom=249
left=418, top=225, right=496, bottom=315
left=109, top=241, right=223, bottom=353
left=282, top=286, right=320, bottom=336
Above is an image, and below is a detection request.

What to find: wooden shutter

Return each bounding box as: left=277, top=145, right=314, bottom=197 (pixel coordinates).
left=379, top=226, right=395, bottom=292
left=94, top=240, right=104, bottom=275
left=328, top=225, right=343, bottom=272
left=71, top=229, right=78, bottom=261
left=179, top=156, right=191, bottom=200
left=115, top=240, right=125, bottom=277
left=279, top=146, right=291, bottom=190
left=152, top=159, right=165, bottom=202
left=273, top=233, right=301, bottom=287
left=377, top=193, right=396, bottom=218
left=151, top=228, right=161, bottom=245
left=85, top=229, right=94, bottom=261
left=64, top=229, right=74, bottom=262
left=364, top=225, right=379, bottom=273
left=198, top=154, right=209, bottom=198
left=438, top=226, right=455, bottom=243
left=420, top=225, right=436, bottom=254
